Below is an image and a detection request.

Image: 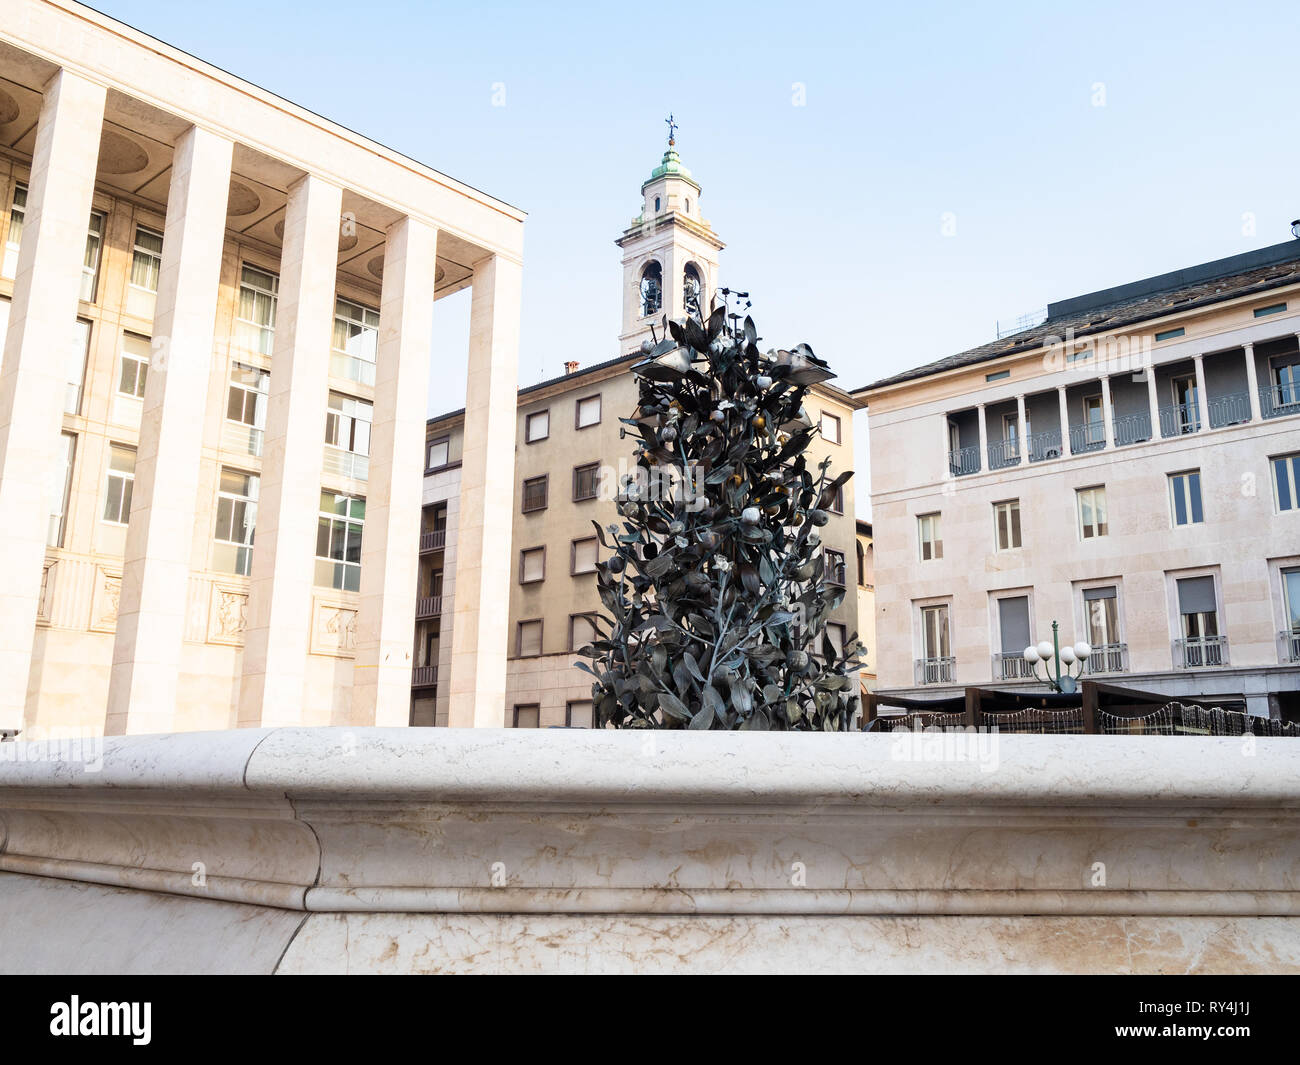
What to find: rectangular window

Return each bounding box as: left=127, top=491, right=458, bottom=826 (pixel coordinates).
left=566, top=700, right=594, bottom=728
left=3, top=182, right=26, bottom=276
left=118, top=332, right=151, bottom=399
left=47, top=432, right=75, bottom=548
left=993, top=499, right=1021, bottom=550
left=426, top=436, right=450, bottom=471
left=525, top=409, right=549, bottom=443
left=569, top=613, right=598, bottom=651
left=571, top=536, right=598, bottom=574
left=213, top=468, right=259, bottom=576
left=80, top=211, right=104, bottom=303
left=1274, top=453, right=1300, bottom=512
left=1177, top=575, right=1221, bottom=665
left=1082, top=394, right=1104, bottom=445
left=1084, top=586, right=1120, bottom=647
left=828, top=482, right=844, bottom=514
left=576, top=394, right=601, bottom=429
left=918, top=512, right=942, bottom=561
left=997, top=595, right=1031, bottom=656
left=522, top=475, right=548, bottom=513
left=325, top=392, right=373, bottom=455
left=820, top=411, right=841, bottom=444
left=314, top=490, right=365, bottom=592
left=1282, top=567, right=1300, bottom=635
left=236, top=265, right=278, bottom=355
left=1172, top=375, right=1200, bottom=433
left=1254, top=303, right=1287, bottom=318
left=225, top=361, right=269, bottom=456
left=985, top=369, right=1010, bottom=382
left=67, top=318, right=91, bottom=415
left=130, top=225, right=164, bottom=291
left=921, top=604, right=950, bottom=659
left=825, top=622, right=846, bottom=659
left=1077, top=486, right=1108, bottom=539
left=825, top=549, right=846, bottom=586
left=1155, top=327, right=1185, bottom=342
left=513, top=703, right=540, bottom=728
left=102, top=443, right=136, bottom=525
left=1168, top=470, right=1204, bottom=526
left=519, top=546, right=545, bottom=584
left=572, top=462, right=600, bottom=501
left=331, top=297, right=380, bottom=386
left=516, top=620, right=543, bottom=658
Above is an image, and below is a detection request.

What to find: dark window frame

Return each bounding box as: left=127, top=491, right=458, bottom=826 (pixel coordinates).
left=565, top=699, right=595, bottom=728
left=525, top=408, right=550, bottom=444
left=512, top=703, right=541, bottom=728
left=820, top=411, right=842, bottom=445
left=425, top=435, right=451, bottom=473
left=519, top=545, right=546, bottom=585
left=515, top=618, right=544, bottom=659
left=569, top=612, right=599, bottom=652
left=572, top=462, right=600, bottom=502
left=575, top=393, right=602, bottom=430
left=571, top=535, right=598, bottom=575
left=522, top=474, right=549, bottom=513
left=825, top=548, right=847, bottom=587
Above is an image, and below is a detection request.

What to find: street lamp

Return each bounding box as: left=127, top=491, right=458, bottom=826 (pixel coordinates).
left=1023, top=619, right=1091, bottom=694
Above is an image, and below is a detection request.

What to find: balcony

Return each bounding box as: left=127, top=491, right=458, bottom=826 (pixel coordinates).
left=416, top=595, right=443, bottom=619
left=948, top=444, right=980, bottom=477
left=1110, top=412, right=1152, bottom=447
left=1158, top=402, right=1200, bottom=438
left=986, top=438, right=1020, bottom=471
left=992, top=653, right=1035, bottom=681
left=1262, top=383, right=1300, bottom=419
left=1279, top=630, right=1300, bottom=664
left=914, top=656, right=956, bottom=685
left=1067, top=423, right=1105, bottom=454
left=1025, top=429, right=1064, bottom=463
left=420, top=529, right=446, bottom=552
left=1207, top=391, right=1251, bottom=429
left=1173, top=635, right=1229, bottom=669
left=1081, top=642, right=1128, bottom=675
left=412, top=665, right=438, bottom=688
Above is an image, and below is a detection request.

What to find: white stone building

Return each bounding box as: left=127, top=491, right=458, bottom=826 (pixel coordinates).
left=858, top=240, right=1300, bottom=718
left=0, top=1, right=525, bottom=737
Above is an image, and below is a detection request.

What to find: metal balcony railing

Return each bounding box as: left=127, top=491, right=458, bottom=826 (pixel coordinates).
left=1173, top=635, right=1229, bottom=669
left=1261, top=383, right=1300, bottom=419
left=411, top=665, right=438, bottom=688
left=914, top=656, right=956, bottom=685
left=1026, top=429, right=1064, bottom=463
left=1207, top=391, right=1252, bottom=428
left=420, top=529, right=446, bottom=552
left=1081, top=642, right=1128, bottom=675
left=1068, top=423, right=1106, bottom=454
left=1111, top=411, right=1153, bottom=447
left=948, top=444, right=980, bottom=477
left=992, top=653, right=1036, bottom=681
left=416, top=595, right=443, bottom=619
left=1158, top=402, right=1200, bottom=438
left=1280, top=630, right=1300, bottom=664
left=987, top=438, right=1021, bottom=470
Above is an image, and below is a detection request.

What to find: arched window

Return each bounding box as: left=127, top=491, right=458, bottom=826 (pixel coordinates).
left=639, top=261, right=663, bottom=317
left=685, top=198, right=690, bottom=213
left=654, top=196, right=661, bottom=212
left=683, top=263, right=702, bottom=318
left=856, top=541, right=865, bottom=587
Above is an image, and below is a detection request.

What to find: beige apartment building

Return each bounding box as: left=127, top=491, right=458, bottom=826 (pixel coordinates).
left=855, top=519, right=877, bottom=692
left=858, top=239, right=1300, bottom=718
left=412, top=144, right=864, bottom=727
left=0, top=1, right=524, bottom=738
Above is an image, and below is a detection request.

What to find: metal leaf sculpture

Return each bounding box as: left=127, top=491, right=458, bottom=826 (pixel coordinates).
left=575, top=294, right=866, bottom=730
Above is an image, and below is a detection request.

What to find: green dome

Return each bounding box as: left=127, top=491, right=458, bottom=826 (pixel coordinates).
left=643, top=145, right=699, bottom=189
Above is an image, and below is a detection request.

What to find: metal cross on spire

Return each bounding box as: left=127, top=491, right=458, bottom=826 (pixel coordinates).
left=665, top=113, right=678, bottom=146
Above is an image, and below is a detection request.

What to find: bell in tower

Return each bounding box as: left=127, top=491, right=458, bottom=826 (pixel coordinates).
left=615, top=117, right=726, bottom=355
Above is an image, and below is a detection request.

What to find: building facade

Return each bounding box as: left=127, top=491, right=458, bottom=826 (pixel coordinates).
left=858, top=240, right=1300, bottom=718
left=855, top=519, right=877, bottom=692
left=414, top=145, right=863, bottom=727
left=0, top=1, right=524, bottom=738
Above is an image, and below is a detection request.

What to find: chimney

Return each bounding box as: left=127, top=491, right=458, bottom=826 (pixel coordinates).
left=565, top=360, right=580, bottom=375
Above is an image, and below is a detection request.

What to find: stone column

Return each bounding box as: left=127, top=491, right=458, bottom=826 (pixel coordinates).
left=1243, top=342, right=1261, bottom=421
left=1015, top=393, right=1028, bottom=462
left=448, top=254, right=522, bottom=728
left=1057, top=386, right=1069, bottom=455
left=1100, top=375, right=1114, bottom=448
left=1145, top=364, right=1161, bottom=439
left=976, top=403, right=987, bottom=470
left=0, top=70, right=105, bottom=734
left=1193, top=353, right=1210, bottom=431
left=238, top=174, right=342, bottom=728
left=353, top=217, right=439, bottom=727
left=106, top=126, right=233, bottom=736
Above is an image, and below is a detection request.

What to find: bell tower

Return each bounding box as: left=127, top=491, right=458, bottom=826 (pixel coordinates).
left=616, top=117, right=725, bottom=354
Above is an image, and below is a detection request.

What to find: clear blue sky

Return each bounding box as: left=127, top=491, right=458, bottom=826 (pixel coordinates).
left=98, top=0, right=1300, bottom=512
